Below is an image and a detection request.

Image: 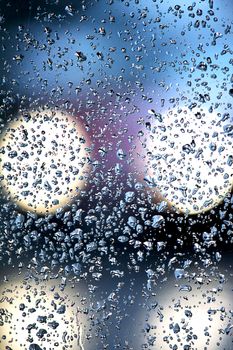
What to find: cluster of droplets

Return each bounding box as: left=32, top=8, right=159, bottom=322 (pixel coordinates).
left=0, top=0, right=232, bottom=349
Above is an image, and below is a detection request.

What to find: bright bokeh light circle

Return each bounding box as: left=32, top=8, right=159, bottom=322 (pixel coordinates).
left=146, top=108, right=233, bottom=214
left=145, top=279, right=233, bottom=350
left=0, top=109, right=89, bottom=214
left=0, top=278, right=85, bottom=350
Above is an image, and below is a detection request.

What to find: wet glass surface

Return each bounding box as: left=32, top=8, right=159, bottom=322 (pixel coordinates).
left=0, top=0, right=232, bottom=349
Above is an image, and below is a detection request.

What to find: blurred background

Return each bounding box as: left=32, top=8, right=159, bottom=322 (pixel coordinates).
left=0, top=0, right=232, bottom=349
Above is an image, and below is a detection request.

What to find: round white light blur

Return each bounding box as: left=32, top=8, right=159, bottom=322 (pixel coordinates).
left=144, top=278, right=233, bottom=349
left=0, top=277, right=85, bottom=350
left=0, top=109, right=89, bottom=214
left=146, top=108, right=232, bottom=214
